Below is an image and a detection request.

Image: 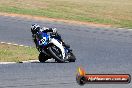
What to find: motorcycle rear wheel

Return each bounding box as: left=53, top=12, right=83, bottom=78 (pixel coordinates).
left=38, top=53, right=50, bottom=63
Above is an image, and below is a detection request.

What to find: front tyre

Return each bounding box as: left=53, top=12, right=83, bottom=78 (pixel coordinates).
left=48, top=46, right=65, bottom=63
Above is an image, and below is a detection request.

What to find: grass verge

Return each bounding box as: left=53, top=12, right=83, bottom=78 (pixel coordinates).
left=0, top=43, right=38, bottom=62
left=0, top=0, right=132, bottom=28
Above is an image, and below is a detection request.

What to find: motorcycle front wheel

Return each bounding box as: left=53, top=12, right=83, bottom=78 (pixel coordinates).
left=48, top=45, right=65, bottom=63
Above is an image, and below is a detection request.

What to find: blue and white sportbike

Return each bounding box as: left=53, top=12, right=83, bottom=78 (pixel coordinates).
left=35, top=31, right=76, bottom=63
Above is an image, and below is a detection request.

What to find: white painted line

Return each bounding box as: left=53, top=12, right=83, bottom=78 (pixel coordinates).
left=19, top=45, right=24, bottom=47
left=21, top=59, right=55, bottom=63
left=0, top=59, right=57, bottom=64
left=128, top=29, right=132, bottom=31
left=13, top=44, right=18, bottom=46
left=24, top=46, right=29, bottom=47
left=118, top=28, right=124, bottom=30
left=1, top=42, right=6, bottom=44
left=0, top=41, right=30, bottom=48
left=7, top=43, right=12, bottom=45
left=0, top=62, right=16, bottom=64
left=0, top=60, right=39, bottom=64
left=21, top=61, right=29, bottom=63
left=115, top=27, right=132, bottom=31
left=20, top=60, right=39, bottom=63
left=29, top=60, right=39, bottom=62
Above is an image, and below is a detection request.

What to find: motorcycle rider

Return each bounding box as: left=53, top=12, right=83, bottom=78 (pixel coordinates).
left=31, top=24, right=70, bottom=50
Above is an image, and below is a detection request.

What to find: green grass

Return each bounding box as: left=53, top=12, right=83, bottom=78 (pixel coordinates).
left=0, top=0, right=132, bottom=28
left=0, top=43, right=38, bottom=62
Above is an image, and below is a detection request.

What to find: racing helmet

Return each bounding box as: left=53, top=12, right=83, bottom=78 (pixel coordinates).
left=31, top=24, right=40, bottom=34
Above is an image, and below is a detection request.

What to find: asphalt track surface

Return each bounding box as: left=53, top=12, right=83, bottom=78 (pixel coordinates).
left=0, top=16, right=132, bottom=88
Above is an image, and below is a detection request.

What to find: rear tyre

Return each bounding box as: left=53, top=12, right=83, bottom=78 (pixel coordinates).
left=38, top=53, right=50, bottom=63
